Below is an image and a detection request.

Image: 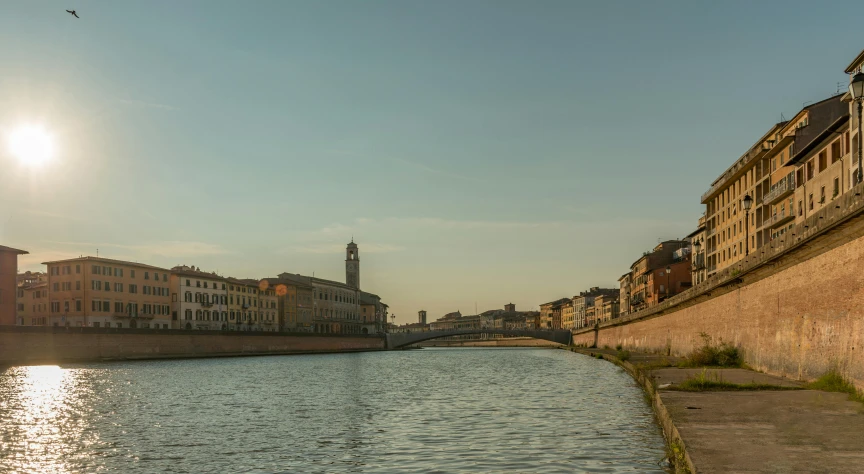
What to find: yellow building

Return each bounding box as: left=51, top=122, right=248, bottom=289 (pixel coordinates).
left=225, top=278, right=277, bottom=332
left=227, top=278, right=255, bottom=331
left=702, top=95, right=849, bottom=277
left=17, top=280, right=48, bottom=326
left=702, top=122, right=786, bottom=277
left=261, top=275, right=315, bottom=331
left=561, top=300, right=576, bottom=330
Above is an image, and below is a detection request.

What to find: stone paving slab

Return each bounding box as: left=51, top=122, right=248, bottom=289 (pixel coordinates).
left=661, top=390, right=864, bottom=473
left=653, top=368, right=803, bottom=388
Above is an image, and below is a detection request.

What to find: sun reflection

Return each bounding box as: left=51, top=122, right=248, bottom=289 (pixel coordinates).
left=0, top=365, right=90, bottom=473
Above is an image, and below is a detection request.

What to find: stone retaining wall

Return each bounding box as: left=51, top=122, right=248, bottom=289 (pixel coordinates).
left=0, top=326, right=385, bottom=364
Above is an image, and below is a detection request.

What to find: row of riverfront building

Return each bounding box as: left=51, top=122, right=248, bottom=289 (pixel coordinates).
left=537, top=48, right=864, bottom=331
left=2, top=241, right=388, bottom=335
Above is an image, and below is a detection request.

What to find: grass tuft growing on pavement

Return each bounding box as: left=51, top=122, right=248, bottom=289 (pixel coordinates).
left=671, top=369, right=801, bottom=392
left=679, top=332, right=742, bottom=368
left=806, top=371, right=864, bottom=403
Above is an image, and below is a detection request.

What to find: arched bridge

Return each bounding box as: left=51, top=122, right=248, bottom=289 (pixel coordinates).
left=386, top=329, right=572, bottom=349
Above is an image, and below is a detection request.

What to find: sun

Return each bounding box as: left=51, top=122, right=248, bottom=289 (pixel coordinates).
left=6, top=124, right=55, bottom=166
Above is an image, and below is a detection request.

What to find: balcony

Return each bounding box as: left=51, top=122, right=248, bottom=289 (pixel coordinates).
left=242, top=303, right=250, bottom=309
left=767, top=209, right=794, bottom=229
left=762, top=173, right=795, bottom=206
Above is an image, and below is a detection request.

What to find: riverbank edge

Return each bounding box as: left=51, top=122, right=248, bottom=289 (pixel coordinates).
left=1, top=348, right=389, bottom=367
left=566, top=346, right=696, bottom=474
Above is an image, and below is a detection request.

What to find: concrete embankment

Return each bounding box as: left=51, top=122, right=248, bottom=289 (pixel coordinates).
left=571, top=347, right=864, bottom=473
left=0, top=326, right=385, bottom=365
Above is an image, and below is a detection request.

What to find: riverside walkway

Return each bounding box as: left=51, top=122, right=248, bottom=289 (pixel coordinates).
left=573, top=347, right=864, bottom=473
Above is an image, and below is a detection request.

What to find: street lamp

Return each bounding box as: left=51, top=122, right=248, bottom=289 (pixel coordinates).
left=692, top=239, right=702, bottom=284
left=742, top=194, right=753, bottom=256
left=665, top=265, right=671, bottom=301
left=850, top=71, right=864, bottom=185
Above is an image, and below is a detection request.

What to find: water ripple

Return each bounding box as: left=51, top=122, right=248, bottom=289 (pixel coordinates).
left=0, top=347, right=667, bottom=473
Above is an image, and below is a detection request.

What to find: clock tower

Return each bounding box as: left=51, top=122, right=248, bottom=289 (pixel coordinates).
left=346, top=240, right=359, bottom=289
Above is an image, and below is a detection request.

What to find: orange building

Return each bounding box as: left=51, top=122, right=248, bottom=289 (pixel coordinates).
left=44, top=256, right=173, bottom=329
left=0, top=245, right=28, bottom=326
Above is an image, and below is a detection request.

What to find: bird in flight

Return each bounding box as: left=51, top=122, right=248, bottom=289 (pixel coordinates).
left=66, top=9, right=79, bottom=18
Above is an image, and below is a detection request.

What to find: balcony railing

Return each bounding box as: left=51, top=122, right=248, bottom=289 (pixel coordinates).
left=201, top=301, right=213, bottom=308
left=768, top=209, right=794, bottom=228
left=762, top=172, right=795, bottom=206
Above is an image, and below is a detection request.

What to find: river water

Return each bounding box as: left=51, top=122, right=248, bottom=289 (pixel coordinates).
left=0, top=347, right=668, bottom=473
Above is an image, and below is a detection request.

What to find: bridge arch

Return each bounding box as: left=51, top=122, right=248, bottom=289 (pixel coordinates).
left=385, top=329, right=571, bottom=349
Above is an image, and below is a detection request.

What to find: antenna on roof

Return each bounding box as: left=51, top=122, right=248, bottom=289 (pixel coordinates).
left=780, top=112, right=786, bottom=122
left=837, top=82, right=845, bottom=95
left=96, top=248, right=99, bottom=257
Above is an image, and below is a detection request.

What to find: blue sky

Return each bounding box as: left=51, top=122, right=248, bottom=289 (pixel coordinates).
left=0, top=0, right=859, bottom=323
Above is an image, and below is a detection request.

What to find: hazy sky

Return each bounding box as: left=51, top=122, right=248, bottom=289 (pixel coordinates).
left=0, top=1, right=859, bottom=323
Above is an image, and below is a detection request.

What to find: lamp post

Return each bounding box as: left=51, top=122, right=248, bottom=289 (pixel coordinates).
left=665, top=265, right=671, bottom=301
left=850, top=71, right=864, bottom=185
left=693, top=239, right=702, bottom=284
left=743, top=194, right=753, bottom=256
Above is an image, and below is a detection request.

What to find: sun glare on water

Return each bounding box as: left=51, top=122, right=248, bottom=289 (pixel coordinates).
left=5, top=124, right=55, bottom=166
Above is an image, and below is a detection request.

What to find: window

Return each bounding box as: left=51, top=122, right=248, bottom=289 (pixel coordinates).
left=820, top=186, right=826, bottom=204
left=115, top=283, right=123, bottom=292
left=130, top=270, right=135, bottom=278
left=834, top=178, right=840, bottom=198
left=115, top=302, right=124, bottom=312
left=196, top=281, right=201, bottom=288
left=129, top=284, right=138, bottom=294
left=185, top=309, right=192, bottom=320
left=76, top=264, right=81, bottom=274
left=144, top=272, right=149, bottom=280
left=809, top=193, right=814, bottom=210
left=93, top=265, right=101, bottom=275
left=832, top=140, right=841, bottom=163
left=76, top=300, right=82, bottom=311
left=118, top=268, right=123, bottom=277
left=105, top=282, right=111, bottom=292
left=76, top=281, right=81, bottom=290
left=798, top=200, right=803, bottom=217
left=204, top=282, right=209, bottom=289
left=163, top=274, right=168, bottom=281
left=819, top=151, right=827, bottom=172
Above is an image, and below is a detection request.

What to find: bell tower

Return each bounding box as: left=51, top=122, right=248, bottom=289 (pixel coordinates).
left=346, top=240, right=359, bottom=289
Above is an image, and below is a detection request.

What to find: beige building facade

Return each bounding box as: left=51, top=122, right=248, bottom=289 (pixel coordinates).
left=171, top=266, right=228, bottom=331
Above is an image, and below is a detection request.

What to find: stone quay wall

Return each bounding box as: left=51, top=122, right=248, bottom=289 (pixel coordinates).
left=574, top=183, right=864, bottom=389
left=0, top=326, right=385, bottom=365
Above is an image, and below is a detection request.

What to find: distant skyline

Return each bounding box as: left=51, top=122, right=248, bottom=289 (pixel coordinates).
left=0, top=0, right=861, bottom=323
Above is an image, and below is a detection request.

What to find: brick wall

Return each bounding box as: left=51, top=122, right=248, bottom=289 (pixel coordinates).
left=574, top=183, right=864, bottom=390
left=0, top=327, right=385, bottom=364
